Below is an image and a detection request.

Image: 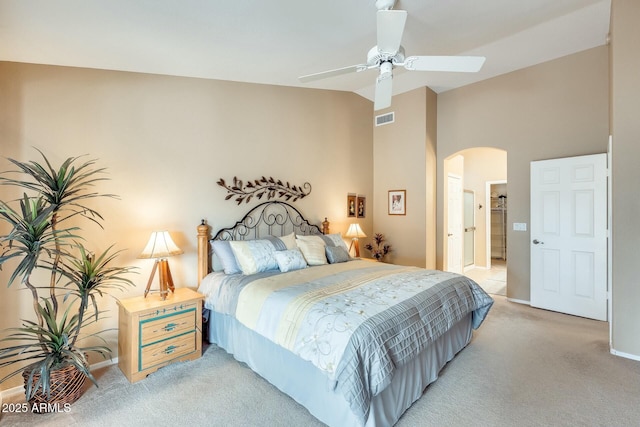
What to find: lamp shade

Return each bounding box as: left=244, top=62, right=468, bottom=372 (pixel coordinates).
left=345, top=223, right=366, bottom=239
left=139, top=231, right=183, bottom=259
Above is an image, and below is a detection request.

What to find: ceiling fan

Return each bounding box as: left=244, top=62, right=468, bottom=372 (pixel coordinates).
left=298, top=0, right=486, bottom=111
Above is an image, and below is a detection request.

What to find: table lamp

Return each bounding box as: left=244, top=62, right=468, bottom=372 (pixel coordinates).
left=139, top=231, right=183, bottom=300
left=345, top=223, right=366, bottom=257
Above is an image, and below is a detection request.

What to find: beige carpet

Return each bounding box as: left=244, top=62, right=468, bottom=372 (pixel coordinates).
left=3, top=296, right=640, bottom=426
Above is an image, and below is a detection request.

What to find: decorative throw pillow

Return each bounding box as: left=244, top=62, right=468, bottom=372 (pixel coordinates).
left=212, top=253, right=224, bottom=272
left=277, top=232, right=298, bottom=250
left=296, top=235, right=327, bottom=266
left=274, top=248, right=308, bottom=272
left=325, top=246, right=350, bottom=264
left=322, top=233, right=349, bottom=251
left=296, top=234, right=325, bottom=245
left=211, top=240, right=242, bottom=275
left=229, top=239, right=279, bottom=275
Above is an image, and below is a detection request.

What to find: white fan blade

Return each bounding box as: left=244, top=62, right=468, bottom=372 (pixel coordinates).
left=299, top=64, right=368, bottom=83
left=377, top=10, right=407, bottom=54
left=403, top=55, right=486, bottom=72
left=374, top=71, right=393, bottom=111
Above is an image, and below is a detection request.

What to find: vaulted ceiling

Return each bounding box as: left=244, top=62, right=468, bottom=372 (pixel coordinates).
left=0, top=0, right=611, bottom=102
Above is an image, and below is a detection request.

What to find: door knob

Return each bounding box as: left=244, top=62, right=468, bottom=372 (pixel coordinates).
left=448, top=233, right=453, bottom=237
left=532, top=239, right=544, bottom=245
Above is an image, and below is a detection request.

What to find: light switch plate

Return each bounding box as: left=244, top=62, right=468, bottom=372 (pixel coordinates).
left=513, top=222, right=527, bottom=231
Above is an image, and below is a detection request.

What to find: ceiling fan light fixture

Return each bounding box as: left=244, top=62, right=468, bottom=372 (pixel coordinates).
left=367, top=46, right=405, bottom=67
left=379, top=61, right=393, bottom=78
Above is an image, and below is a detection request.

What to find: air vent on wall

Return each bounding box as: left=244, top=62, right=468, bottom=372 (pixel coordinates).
left=375, top=112, right=395, bottom=126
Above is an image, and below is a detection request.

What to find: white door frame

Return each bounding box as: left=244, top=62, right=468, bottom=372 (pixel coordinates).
left=447, top=173, right=463, bottom=273
left=608, top=136, right=613, bottom=329
left=463, top=189, right=476, bottom=270
left=485, top=180, right=507, bottom=269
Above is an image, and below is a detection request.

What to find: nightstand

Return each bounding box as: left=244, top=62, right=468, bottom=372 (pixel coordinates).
left=117, top=287, right=204, bottom=383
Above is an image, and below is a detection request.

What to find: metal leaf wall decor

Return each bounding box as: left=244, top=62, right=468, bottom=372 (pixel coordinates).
left=217, top=176, right=312, bottom=205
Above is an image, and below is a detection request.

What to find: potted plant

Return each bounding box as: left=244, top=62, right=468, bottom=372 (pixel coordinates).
left=0, top=149, right=134, bottom=411
left=364, top=233, right=392, bottom=262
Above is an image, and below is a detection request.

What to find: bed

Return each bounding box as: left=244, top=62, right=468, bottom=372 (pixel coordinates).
left=196, top=201, right=493, bottom=427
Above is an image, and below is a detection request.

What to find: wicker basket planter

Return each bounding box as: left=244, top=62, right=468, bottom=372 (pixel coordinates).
left=22, top=363, right=87, bottom=413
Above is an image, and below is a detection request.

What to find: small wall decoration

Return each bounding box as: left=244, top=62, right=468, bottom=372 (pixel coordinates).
left=388, top=190, right=406, bottom=215
left=217, top=176, right=311, bottom=205
left=357, top=195, right=366, bottom=218
left=347, top=194, right=357, bottom=217
left=364, top=233, right=392, bottom=262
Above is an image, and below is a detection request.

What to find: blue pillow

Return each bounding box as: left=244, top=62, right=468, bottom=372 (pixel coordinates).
left=325, top=246, right=350, bottom=264
left=274, top=248, right=308, bottom=273
left=211, top=240, right=242, bottom=275
left=229, top=239, right=279, bottom=275
left=321, top=233, right=349, bottom=251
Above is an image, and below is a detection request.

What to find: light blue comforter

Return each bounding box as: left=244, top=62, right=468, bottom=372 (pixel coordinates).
left=200, top=260, right=493, bottom=422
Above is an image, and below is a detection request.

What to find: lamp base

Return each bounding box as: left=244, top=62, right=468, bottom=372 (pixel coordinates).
left=144, top=259, right=176, bottom=300
left=349, top=238, right=361, bottom=258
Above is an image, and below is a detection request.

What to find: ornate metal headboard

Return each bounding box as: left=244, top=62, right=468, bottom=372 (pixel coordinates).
left=211, top=201, right=325, bottom=241
left=197, top=201, right=329, bottom=284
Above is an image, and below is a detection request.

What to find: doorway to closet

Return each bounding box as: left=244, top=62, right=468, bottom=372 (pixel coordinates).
left=443, top=147, right=507, bottom=296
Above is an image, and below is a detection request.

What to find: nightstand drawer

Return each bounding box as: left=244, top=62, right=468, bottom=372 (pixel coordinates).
left=140, top=332, right=196, bottom=370
left=140, top=311, right=195, bottom=345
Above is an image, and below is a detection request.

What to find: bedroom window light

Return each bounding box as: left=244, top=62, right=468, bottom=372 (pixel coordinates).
left=345, top=223, right=367, bottom=258
left=139, top=231, right=183, bottom=300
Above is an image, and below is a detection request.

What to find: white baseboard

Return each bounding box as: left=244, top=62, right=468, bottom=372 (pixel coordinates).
left=506, top=297, right=531, bottom=305
left=610, top=348, right=640, bottom=361
left=464, top=264, right=490, bottom=272
left=92, top=357, right=118, bottom=370
left=0, top=357, right=118, bottom=399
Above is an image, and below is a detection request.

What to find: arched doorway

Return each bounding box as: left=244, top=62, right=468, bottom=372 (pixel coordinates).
left=443, top=147, right=507, bottom=295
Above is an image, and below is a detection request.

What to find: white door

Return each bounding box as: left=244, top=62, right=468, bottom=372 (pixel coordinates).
left=447, top=174, right=463, bottom=274
left=530, top=154, right=607, bottom=321
left=464, top=190, right=475, bottom=267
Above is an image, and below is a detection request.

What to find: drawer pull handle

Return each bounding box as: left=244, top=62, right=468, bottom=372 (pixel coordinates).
left=163, top=323, right=178, bottom=332
left=164, top=345, right=178, bottom=355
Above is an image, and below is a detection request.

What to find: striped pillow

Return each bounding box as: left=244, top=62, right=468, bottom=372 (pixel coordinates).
left=229, top=239, right=278, bottom=275
left=296, top=235, right=327, bottom=266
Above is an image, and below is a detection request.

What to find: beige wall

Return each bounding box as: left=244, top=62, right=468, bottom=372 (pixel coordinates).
left=610, top=0, right=640, bottom=356
left=0, top=62, right=374, bottom=389
left=437, top=46, right=610, bottom=302
left=372, top=87, right=437, bottom=268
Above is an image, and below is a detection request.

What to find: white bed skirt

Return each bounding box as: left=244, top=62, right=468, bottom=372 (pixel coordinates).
left=206, top=310, right=473, bottom=427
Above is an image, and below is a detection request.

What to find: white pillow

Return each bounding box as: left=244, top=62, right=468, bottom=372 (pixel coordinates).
left=278, top=232, right=297, bottom=250
left=229, top=240, right=278, bottom=275
left=274, top=248, right=307, bottom=272
left=296, top=235, right=327, bottom=266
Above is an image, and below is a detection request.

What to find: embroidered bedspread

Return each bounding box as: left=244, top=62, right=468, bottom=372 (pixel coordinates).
left=206, top=260, right=493, bottom=422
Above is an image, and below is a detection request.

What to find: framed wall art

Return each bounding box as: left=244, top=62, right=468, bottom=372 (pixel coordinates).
left=357, top=195, right=366, bottom=218
left=388, top=190, right=406, bottom=215
left=347, top=194, right=357, bottom=217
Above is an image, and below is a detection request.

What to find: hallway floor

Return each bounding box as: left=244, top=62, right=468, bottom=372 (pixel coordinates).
left=464, top=259, right=506, bottom=296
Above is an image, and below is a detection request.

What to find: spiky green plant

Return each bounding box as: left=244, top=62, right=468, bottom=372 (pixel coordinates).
left=0, top=149, right=134, bottom=401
